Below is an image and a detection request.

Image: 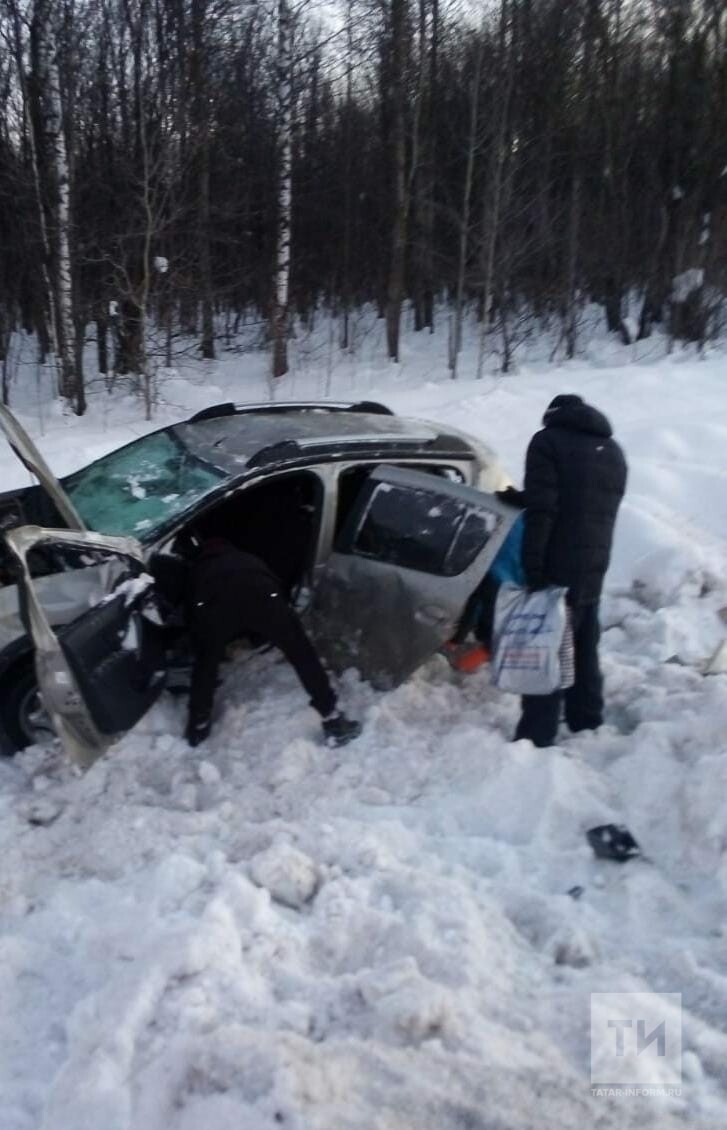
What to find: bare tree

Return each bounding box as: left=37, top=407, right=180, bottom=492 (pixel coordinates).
left=190, top=0, right=215, bottom=359
left=412, top=0, right=437, bottom=333
left=45, top=45, right=80, bottom=406
left=271, top=0, right=293, bottom=378
left=384, top=0, right=408, bottom=363
left=476, top=0, right=514, bottom=379
left=449, top=38, right=483, bottom=379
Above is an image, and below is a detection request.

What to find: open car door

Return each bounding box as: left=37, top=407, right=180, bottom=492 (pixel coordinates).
left=0, top=404, right=85, bottom=531
left=5, top=525, right=167, bottom=768
left=309, top=465, right=518, bottom=688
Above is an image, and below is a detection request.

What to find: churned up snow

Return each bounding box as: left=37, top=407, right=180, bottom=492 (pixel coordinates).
left=1, top=320, right=727, bottom=1129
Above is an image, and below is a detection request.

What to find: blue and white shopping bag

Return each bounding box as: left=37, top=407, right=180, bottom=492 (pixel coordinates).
left=491, top=583, right=573, bottom=695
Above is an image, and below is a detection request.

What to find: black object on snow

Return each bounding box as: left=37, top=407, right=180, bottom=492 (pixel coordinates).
left=567, top=885, right=585, bottom=900
left=586, top=824, right=641, bottom=863
left=322, top=713, right=362, bottom=747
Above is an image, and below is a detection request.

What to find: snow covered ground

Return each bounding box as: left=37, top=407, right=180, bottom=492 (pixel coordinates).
left=2, top=318, right=727, bottom=1129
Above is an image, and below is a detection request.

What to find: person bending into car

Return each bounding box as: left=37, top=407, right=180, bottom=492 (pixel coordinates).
left=185, top=537, right=361, bottom=748
left=499, top=394, right=627, bottom=748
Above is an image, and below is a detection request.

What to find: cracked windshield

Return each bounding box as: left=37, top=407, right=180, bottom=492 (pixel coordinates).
left=63, top=430, right=227, bottom=539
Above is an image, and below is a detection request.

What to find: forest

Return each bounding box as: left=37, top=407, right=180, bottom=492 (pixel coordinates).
left=0, top=0, right=726, bottom=413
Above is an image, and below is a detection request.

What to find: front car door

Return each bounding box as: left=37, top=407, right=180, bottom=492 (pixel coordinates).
left=309, top=465, right=518, bottom=688
left=5, top=525, right=167, bottom=768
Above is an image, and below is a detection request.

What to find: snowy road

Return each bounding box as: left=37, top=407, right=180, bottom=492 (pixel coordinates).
left=2, top=332, right=727, bottom=1128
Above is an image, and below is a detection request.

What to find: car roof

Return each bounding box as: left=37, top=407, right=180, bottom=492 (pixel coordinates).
left=171, top=409, right=472, bottom=473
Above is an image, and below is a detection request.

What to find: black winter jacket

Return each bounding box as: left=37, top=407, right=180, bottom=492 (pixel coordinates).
left=521, top=401, right=627, bottom=605
left=187, top=540, right=282, bottom=648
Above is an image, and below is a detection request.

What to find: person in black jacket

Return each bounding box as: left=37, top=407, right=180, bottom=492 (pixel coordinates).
left=185, top=538, right=361, bottom=748
left=502, top=394, right=627, bottom=748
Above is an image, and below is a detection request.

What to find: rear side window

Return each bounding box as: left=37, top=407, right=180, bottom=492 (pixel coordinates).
left=352, top=482, right=499, bottom=576
left=446, top=508, right=499, bottom=574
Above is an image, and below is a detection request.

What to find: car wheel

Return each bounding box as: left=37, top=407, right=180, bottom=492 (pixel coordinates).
left=0, top=662, right=54, bottom=753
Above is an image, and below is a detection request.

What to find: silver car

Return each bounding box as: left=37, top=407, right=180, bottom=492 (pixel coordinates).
left=0, top=400, right=514, bottom=767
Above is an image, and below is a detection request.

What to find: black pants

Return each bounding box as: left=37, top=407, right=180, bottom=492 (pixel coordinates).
left=453, top=574, right=500, bottom=646
left=188, top=591, right=337, bottom=727
left=515, top=602, right=603, bottom=748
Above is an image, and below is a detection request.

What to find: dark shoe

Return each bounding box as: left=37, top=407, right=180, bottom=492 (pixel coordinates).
left=586, top=824, right=640, bottom=863
left=186, top=716, right=212, bottom=747
left=322, top=712, right=362, bottom=747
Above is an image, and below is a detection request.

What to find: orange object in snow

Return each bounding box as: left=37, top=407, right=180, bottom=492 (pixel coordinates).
left=442, top=642, right=490, bottom=673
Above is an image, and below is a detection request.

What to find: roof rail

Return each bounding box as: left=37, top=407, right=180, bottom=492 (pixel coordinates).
left=188, top=400, right=393, bottom=424
left=245, top=431, right=473, bottom=470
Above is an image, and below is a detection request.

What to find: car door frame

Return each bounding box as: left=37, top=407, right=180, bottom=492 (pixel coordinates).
left=312, top=456, right=478, bottom=570
left=152, top=465, right=330, bottom=610
left=4, top=523, right=161, bottom=768
left=0, top=404, right=86, bottom=531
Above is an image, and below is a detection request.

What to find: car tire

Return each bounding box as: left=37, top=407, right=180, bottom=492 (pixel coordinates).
left=0, top=661, right=51, bottom=754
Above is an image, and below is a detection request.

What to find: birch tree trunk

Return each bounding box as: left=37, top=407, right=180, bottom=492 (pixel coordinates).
left=7, top=0, right=58, bottom=386
left=271, top=0, right=293, bottom=378
left=28, top=0, right=80, bottom=408
left=45, top=48, right=79, bottom=407
left=340, top=0, right=354, bottom=350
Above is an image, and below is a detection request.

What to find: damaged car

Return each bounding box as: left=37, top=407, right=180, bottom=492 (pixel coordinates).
left=0, top=399, right=515, bottom=767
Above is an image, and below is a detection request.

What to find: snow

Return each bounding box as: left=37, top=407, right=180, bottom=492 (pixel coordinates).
left=1, top=319, right=727, bottom=1127
left=102, top=574, right=155, bottom=609
left=249, top=842, right=319, bottom=908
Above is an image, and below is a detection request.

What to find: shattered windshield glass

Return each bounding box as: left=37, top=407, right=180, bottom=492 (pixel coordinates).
left=63, top=430, right=228, bottom=540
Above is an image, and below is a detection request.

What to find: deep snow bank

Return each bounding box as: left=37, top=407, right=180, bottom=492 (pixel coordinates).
left=2, top=329, right=727, bottom=1129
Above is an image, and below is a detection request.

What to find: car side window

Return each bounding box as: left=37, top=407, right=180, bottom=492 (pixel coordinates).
left=350, top=482, right=498, bottom=576
left=354, top=484, right=463, bottom=573
left=445, top=508, right=499, bottom=574
left=334, top=463, right=466, bottom=541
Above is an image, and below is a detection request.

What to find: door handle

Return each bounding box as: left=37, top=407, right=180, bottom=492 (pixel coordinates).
left=419, top=604, right=450, bottom=624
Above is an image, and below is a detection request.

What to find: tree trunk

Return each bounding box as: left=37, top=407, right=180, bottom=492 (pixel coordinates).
left=191, top=0, right=215, bottom=360
left=15, top=0, right=59, bottom=396
left=271, top=0, right=293, bottom=378
left=385, top=0, right=409, bottom=363
left=340, top=0, right=354, bottom=350
left=117, top=297, right=144, bottom=375
left=413, top=0, right=436, bottom=334
left=637, top=200, right=674, bottom=340
left=46, top=53, right=79, bottom=406
left=450, top=46, right=482, bottom=378
left=476, top=0, right=513, bottom=379
left=604, top=277, right=631, bottom=344
left=0, top=308, right=8, bottom=405
left=564, top=173, right=582, bottom=359
left=97, top=313, right=108, bottom=376
left=73, top=315, right=86, bottom=415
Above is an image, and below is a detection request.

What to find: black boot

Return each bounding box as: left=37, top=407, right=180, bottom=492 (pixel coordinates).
left=186, top=714, right=212, bottom=747
left=322, top=712, right=362, bottom=747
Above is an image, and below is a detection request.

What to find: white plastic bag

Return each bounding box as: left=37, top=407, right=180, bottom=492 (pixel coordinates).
left=491, top=583, right=570, bottom=695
